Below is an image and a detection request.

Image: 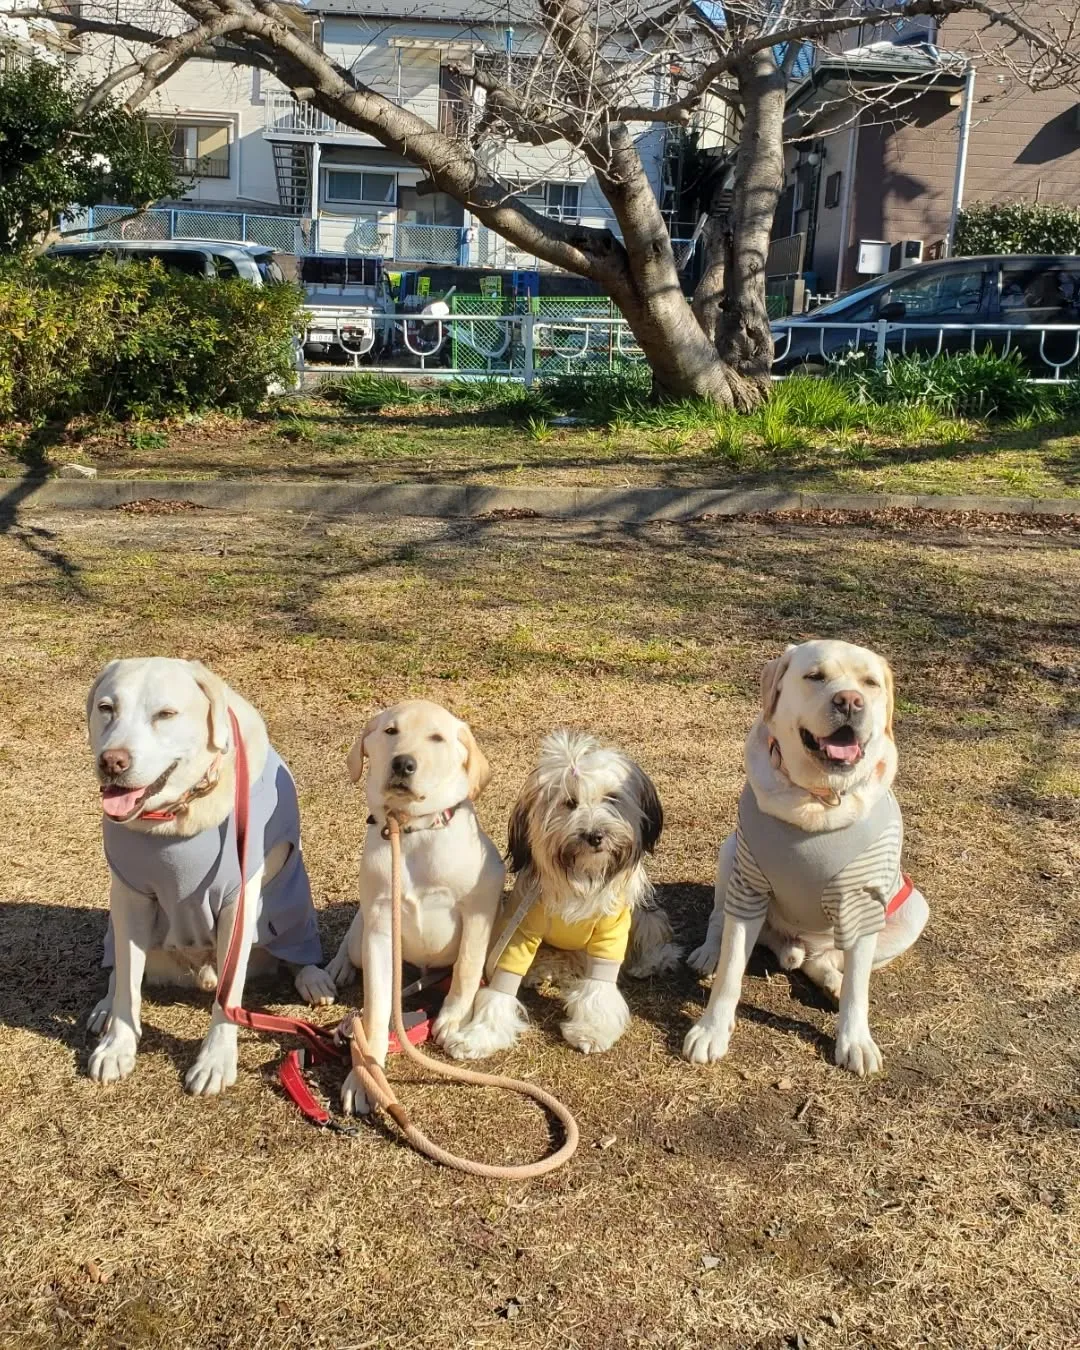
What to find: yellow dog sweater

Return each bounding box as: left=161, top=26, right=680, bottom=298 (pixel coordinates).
left=487, top=897, right=632, bottom=995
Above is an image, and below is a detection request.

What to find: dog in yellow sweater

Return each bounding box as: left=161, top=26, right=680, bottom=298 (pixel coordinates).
left=443, top=730, right=680, bottom=1058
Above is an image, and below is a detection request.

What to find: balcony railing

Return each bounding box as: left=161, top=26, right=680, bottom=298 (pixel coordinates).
left=72, top=204, right=698, bottom=271
left=173, top=155, right=229, bottom=179
left=263, top=89, right=476, bottom=140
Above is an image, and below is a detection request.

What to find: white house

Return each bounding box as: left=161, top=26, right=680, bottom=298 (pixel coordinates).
left=75, top=0, right=711, bottom=271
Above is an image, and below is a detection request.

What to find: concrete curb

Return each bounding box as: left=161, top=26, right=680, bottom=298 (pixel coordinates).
left=4, top=477, right=1078, bottom=524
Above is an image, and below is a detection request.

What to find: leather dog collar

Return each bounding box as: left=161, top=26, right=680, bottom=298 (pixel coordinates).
left=767, top=735, right=843, bottom=808
left=367, top=803, right=462, bottom=840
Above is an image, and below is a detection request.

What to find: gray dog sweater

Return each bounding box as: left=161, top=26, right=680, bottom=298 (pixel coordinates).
left=724, top=784, right=906, bottom=948
left=102, top=748, right=322, bottom=967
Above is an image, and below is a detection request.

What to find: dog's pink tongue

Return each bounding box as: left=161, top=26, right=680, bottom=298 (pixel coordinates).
left=100, top=786, right=145, bottom=818
left=822, top=739, right=861, bottom=764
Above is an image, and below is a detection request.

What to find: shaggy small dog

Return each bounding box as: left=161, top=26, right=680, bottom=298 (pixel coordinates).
left=444, top=730, right=679, bottom=1059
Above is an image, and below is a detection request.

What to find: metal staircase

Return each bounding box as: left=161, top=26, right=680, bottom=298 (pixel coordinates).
left=271, top=142, right=312, bottom=215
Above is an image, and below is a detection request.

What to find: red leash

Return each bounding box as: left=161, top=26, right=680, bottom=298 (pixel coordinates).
left=214, top=711, right=441, bottom=1128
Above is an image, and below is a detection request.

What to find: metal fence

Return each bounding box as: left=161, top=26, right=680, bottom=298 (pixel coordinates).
left=76, top=205, right=300, bottom=253
left=303, top=312, right=1080, bottom=386
left=772, top=320, right=1080, bottom=383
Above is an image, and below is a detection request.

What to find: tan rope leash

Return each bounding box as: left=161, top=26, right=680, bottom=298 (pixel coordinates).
left=347, top=813, right=580, bottom=1178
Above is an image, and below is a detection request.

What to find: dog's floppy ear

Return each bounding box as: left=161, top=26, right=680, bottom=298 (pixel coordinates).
left=760, top=645, right=796, bottom=721
left=506, top=779, right=535, bottom=873
left=85, top=660, right=121, bottom=729
left=187, top=660, right=231, bottom=752
left=881, top=658, right=896, bottom=740
left=634, top=765, right=664, bottom=854
left=458, top=721, right=491, bottom=801
left=346, top=713, right=382, bottom=784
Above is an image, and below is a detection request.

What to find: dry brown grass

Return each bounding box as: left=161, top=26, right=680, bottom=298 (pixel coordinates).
left=1, top=506, right=1078, bottom=1350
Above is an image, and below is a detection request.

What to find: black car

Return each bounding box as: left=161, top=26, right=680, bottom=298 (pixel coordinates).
left=771, top=254, right=1080, bottom=377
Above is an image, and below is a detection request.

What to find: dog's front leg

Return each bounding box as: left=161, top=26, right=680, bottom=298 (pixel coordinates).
left=833, top=932, right=882, bottom=1076
left=341, top=917, right=392, bottom=1116
left=688, top=834, right=735, bottom=975
left=682, top=912, right=764, bottom=1064
left=433, top=906, right=491, bottom=1048
left=561, top=962, right=630, bottom=1055
left=88, top=879, right=156, bottom=1083
left=185, top=871, right=262, bottom=1096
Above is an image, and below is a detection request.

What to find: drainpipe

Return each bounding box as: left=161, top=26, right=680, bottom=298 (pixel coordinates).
left=311, top=140, right=321, bottom=254
left=946, top=62, right=976, bottom=257
left=834, top=115, right=859, bottom=293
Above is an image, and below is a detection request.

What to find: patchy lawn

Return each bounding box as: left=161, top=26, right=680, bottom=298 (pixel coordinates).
left=2, top=397, right=1079, bottom=498
left=1, top=505, right=1078, bottom=1348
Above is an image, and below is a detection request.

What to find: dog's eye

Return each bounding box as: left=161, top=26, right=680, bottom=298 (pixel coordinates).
left=385, top=727, right=398, bottom=737
left=430, top=733, right=445, bottom=743
left=154, top=708, right=178, bottom=721
left=604, top=793, right=619, bottom=804
left=864, top=677, right=880, bottom=689
left=564, top=797, right=577, bottom=810
left=804, top=671, right=826, bottom=682
left=96, top=701, right=114, bottom=716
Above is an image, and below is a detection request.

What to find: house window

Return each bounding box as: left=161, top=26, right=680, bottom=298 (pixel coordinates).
left=324, top=170, right=396, bottom=206
left=824, top=171, right=842, bottom=209
left=545, top=183, right=580, bottom=221
left=158, top=122, right=231, bottom=179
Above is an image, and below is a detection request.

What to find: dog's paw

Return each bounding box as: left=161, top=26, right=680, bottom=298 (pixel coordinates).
left=682, top=1012, right=734, bottom=1064
left=194, top=963, right=218, bottom=993
left=775, top=939, right=806, bottom=972
left=325, top=949, right=357, bottom=988
left=184, top=1028, right=238, bottom=1096
left=294, top=964, right=337, bottom=1007
left=834, top=1026, right=883, bottom=1077
left=86, top=997, right=112, bottom=1038
left=431, top=1001, right=469, bottom=1048
left=340, top=1069, right=373, bottom=1116
left=561, top=1020, right=618, bottom=1055
left=88, top=1028, right=138, bottom=1084
left=441, top=992, right=525, bottom=1060
left=687, top=941, right=721, bottom=976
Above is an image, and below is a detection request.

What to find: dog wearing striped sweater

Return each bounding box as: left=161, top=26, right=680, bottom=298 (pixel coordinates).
left=684, top=640, right=929, bottom=1077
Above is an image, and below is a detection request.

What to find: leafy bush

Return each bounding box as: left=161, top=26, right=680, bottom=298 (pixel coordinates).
left=955, top=202, right=1080, bottom=257
left=0, top=257, right=302, bottom=422
left=323, top=372, right=428, bottom=412
left=835, top=349, right=1044, bottom=419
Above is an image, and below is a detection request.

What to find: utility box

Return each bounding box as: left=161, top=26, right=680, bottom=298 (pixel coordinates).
left=856, top=240, right=892, bottom=275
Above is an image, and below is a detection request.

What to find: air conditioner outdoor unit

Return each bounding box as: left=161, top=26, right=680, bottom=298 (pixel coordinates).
left=892, top=238, right=924, bottom=269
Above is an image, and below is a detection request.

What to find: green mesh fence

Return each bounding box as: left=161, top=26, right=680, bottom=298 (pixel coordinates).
left=449, top=294, right=645, bottom=377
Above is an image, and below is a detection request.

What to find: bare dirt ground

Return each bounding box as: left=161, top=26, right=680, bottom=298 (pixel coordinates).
left=1, top=505, right=1078, bottom=1349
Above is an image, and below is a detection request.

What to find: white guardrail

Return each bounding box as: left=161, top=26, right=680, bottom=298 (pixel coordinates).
left=772, top=319, right=1080, bottom=383
left=301, top=313, right=1080, bottom=384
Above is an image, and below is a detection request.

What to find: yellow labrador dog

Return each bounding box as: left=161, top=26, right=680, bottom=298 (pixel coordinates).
left=685, top=640, right=928, bottom=1076
left=86, top=658, right=334, bottom=1094
left=324, top=700, right=505, bottom=1115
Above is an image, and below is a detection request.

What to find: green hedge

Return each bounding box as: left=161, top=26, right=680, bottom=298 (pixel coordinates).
left=955, top=202, right=1080, bottom=257
left=0, top=257, right=303, bottom=422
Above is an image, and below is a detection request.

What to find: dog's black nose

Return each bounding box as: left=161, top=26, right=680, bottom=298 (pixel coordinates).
left=391, top=754, right=417, bottom=778
left=832, top=689, right=864, bottom=717
left=99, top=748, right=130, bottom=776
left=585, top=830, right=604, bottom=848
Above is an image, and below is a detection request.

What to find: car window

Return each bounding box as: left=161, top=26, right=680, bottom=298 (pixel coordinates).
left=999, top=263, right=1080, bottom=322
left=257, top=257, right=285, bottom=285
left=876, top=266, right=988, bottom=320
left=214, top=256, right=241, bottom=279
left=139, top=250, right=208, bottom=277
